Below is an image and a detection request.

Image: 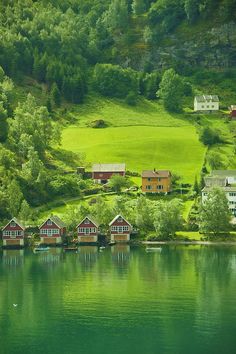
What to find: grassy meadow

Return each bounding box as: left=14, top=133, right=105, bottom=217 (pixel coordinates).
left=61, top=96, right=206, bottom=185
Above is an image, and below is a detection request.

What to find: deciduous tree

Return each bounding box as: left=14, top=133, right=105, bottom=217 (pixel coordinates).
left=199, top=187, right=231, bottom=235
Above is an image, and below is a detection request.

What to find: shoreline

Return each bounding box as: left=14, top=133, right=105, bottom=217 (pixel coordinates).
left=142, top=241, right=236, bottom=246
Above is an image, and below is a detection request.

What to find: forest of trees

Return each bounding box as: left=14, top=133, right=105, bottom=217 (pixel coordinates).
left=0, top=0, right=235, bottom=103
left=0, top=0, right=235, bottom=223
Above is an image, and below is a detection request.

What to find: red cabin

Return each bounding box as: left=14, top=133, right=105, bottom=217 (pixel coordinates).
left=39, top=215, right=66, bottom=245
left=77, top=216, right=99, bottom=243
left=2, top=218, right=25, bottom=247
left=229, top=105, right=236, bottom=119
left=92, top=163, right=126, bottom=184
left=109, top=215, right=132, bottom=243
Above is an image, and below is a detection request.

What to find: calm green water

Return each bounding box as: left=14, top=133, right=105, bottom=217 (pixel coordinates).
left=1, top=245, right=236, bottom=354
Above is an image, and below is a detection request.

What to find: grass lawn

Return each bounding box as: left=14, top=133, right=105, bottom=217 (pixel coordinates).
left=61, top=125, right=206, bottom=184
left=65, top=95, right=191, bottom=128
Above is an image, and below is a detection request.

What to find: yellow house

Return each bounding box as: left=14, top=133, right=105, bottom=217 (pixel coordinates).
left=142, top=169, right=171, bottom=193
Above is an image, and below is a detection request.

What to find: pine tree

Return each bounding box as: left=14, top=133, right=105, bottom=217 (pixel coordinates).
left=51, top=82, right=61, bottom=107
left=0, top=102, right=8, bottom=142
left=8, top=180, right=24, bottom=217
left=18, top=200, right=32, bottom=222
left=132, top=0, right=146, bottom=15
left=193, top=176, right=199, bottom=195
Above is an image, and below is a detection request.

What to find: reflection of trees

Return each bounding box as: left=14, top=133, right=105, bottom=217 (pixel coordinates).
left=1, top=245, right=236, bottom=354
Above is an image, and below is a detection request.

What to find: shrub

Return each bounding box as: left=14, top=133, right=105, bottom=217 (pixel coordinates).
left=125, top=91, right=137, bottom=106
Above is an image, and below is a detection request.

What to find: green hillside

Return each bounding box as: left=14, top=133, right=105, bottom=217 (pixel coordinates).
left=0, top=0, right=236, bottom=224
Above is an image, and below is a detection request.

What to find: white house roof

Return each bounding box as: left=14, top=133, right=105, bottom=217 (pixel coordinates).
left=195, top=95, right=219, bottom=102
left=109, top=214, right=132, bottom=227
left=92, top=163, right=126, bottom=172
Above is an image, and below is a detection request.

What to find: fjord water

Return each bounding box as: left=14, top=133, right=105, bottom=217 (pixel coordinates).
left=1, top=246, right=236, bottom=354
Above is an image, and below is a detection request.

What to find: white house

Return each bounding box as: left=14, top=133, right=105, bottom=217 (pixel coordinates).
left=202, top=170, right=236, bottom=215
left=194, top=95, right=219, bottom=112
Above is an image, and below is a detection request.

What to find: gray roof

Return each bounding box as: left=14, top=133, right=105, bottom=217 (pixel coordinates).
left=39, top=215, right=66, bottom=229
left=195, top=95, right=219, bottom=102
left=50, top=215, right=66, bottom=228
left=142, top=170, right=171, bottom=178
left=211, top=170, right=236, bottom=177
left=77, top=216, right=99, bottom=228
left=92, top=163, right=126, bottom=172
left=202, top=186, right=236, bottom=192
left=204, top=177, right=226, bottom=187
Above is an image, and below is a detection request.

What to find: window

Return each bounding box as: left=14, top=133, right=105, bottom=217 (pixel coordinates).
left=147, top=178, right=151, bottom=181
left=47, top=219, right=52, bottom=225
left=10, top=231, right=16, bottom=238
left=229, top=192, right=236, bottom=197
left=84, top=219, right=90, bottom=224
left=146, top=185, right=152, bottom=190
left=203, top=192, right=208, bottom=196
left=212, top=105, right=214, bottom=108
left=158, top=178, right=161, bottom=182
left=201, top=105, right=204, bottom=109
left=123, top=226, right=129, bottom=231
left=157, top=185, right=163, bottom=190
left=118, top=226, right=123, bottom=233
left=10, top=221, right=16, bottom=227
left=207, top=105, right=209, bottom=108
left=118, top=217, right=123, bottom=222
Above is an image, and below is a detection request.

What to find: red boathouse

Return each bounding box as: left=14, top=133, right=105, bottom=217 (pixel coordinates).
left=77, top=216, right=99, bottom=243
left=109, top=215, right=132, bottom=243
left=2, top=218, right=25, bottom=247
left=39, top=215, right=66, bottom=245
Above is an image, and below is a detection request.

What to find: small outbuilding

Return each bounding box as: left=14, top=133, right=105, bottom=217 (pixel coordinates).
left=92, top=163, right=126, bottom=184
left=109, top=215, right=132, bottom=243
left=39, top=215, right=66, bottom=245
left=77, top=216, right=99, bottom=243
left=2, top=218, right=25, bottom=247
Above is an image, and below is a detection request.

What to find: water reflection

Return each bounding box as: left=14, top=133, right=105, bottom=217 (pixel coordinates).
left=33, top=247, right=63, bottom=265
left=111, top=244, right=130, bottom=264
left=2, top=249, right=24, bottom=267
left=77, top=246, right=98, bottom=268
left=1, top=246, right=236, bottom=354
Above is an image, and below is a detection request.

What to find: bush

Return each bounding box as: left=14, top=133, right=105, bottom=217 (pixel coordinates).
left=89, top=119, right=107, bottom=128
left=93, top=64, right=138, bottom=98
left=199, top=126, right=223, bottom=146
left=125, top=92, right=137, bottom=106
